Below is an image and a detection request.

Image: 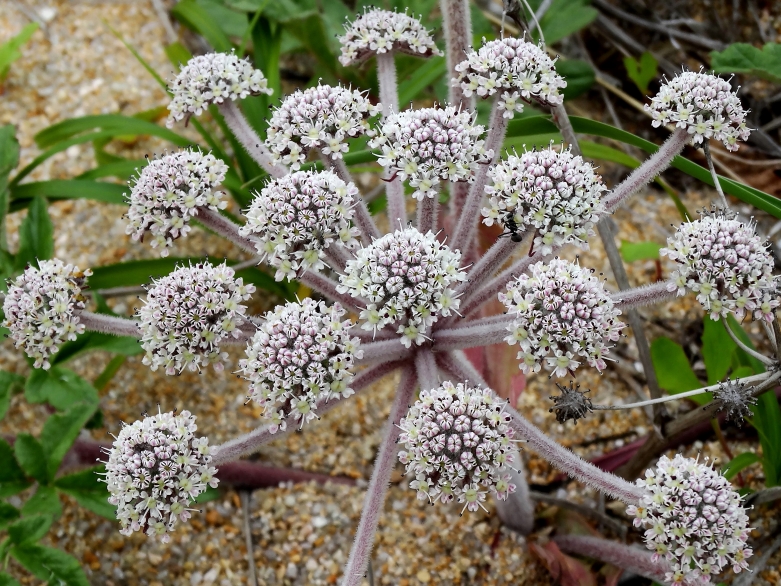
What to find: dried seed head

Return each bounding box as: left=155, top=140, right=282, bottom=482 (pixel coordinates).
left=453, top=37, right=566, bottom=118
left=102, top=408, right=218, bottom=543
left=126, top=149, right=228, bottom=256
left=627, top=454, right=752, bottom=585
left=713, top=379, right=757, bottom=425
left=549, top=381, right=592, bottom=424
left=398, top=381, right=517, bottom=513
left=339, top=8, right=441, bottom=66
left=238, top=170, right=360, bottom=281
left=3, top=259, right=91, bottom=370
left=238, top=299, right=362, bottom=433
left=166, top=51, right=272, bottom=127
left=646, top=69, right=750, bottom=151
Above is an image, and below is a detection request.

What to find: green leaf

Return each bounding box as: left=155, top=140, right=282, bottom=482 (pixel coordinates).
left=650, top=337, right=706, bottom=400
left=753, top=391, right=781, bottom=486
left=0, top=125, right=20, bottom=251
left=192, top=485, right=221, bottom=504
left=55, top=466, right=116, bottom=520
left=0, top=370, right=23, bottom=421
left=21, top=486, right=61, bottom=518
left=0, top=439, right=29, bottom=496
left=538, top=0, right=598, bottom=45
left=172, top=0, right=233, bottom=52
left=25, top=367, right=99, bottom=411
left=725, top=315, right=765, bottom=374
left=9, top=180, right=126, bottom=210
left=52, top=331, right=141, bottom=365
left=701, top=317, right=737, bottom=385
left=556, top=59, right=595, bottom=100
left=619, top=240, right=662, bottom=263
left=40, top=402, right=98, bottom=480
left=722, top=452, right=761, bottom=481
left=76, top=160, right=144, bottom=181
left=165, top=41, right=194, bottom=70
left=93, top=355, right=127, bottom=391
left=14, top=197, right=53, bottom=271
left=0, top=23, right=38, bottom=83
left=398, top=57, right=447, bottom=106
left=711, top=42, right=781, bottom=84
left=196, top=0, right=249, bottom=39
left=623, top=52, right=658, bottom=94
left=7, top=515, right=52, bottom=546
left=0, top=572, right=21, bottom=586
left=0, top=503, right=19, bottom=530
left=10, top=544, right=89, bottom=586
left=14, top=434, right=48, bottom=484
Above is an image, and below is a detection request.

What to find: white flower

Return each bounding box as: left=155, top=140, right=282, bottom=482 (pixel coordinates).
left=137, top=262, right=255, bottom=375
left=339, top=8, right=441, bottom=66
left=166, top=51, right=272, bottom=127
left=239, top=170, right=360, bottom=280
left=101, top=408, right=218, bottom=543
left=398, top=381, right=517, bottom=513
left=239, top=298, right=362, bottom=433
left=3, top=259, right=92, bottom=370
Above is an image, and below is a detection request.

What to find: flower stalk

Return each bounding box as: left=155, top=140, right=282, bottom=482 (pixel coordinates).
left=218, top=100, right=287, bottom=178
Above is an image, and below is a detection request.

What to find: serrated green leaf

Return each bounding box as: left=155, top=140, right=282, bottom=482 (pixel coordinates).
left=701, top=317, right=737, bottom=385
left=0, top=370, right=23, bottom=421
left=40, top=402, right=98, bottom=480
left=14, top=434, right=48, bottom=484
left=21, top=486, right=61, bottom=518
left=0, top=571, right=21, bottom=586
left=0, top=503, right=19, bottom=530
left=623, top=51, right=658, bottom=94
left=10, top=544, right=89, bottom=586
left=650, top=337, right=706, bottom=401
left=0, top=439, right=29, bottom=497
left=711, top=42, right=781, bottom=84
left=55, top=466, right=116, bottom=520
left=0, top=125, right=20, bottom=251
left=619, top=240, right=663, bottom=263
left=25, top=367, right=99, bottom=411
left=172, top=0, right=233, bottom=52
left=7, top=515, right=52, bottom=546
left=14, top=197, right=53, bottom=271
left=722, top=452, right=761, bottom=481
left=556, top=59, right=595, bottom=100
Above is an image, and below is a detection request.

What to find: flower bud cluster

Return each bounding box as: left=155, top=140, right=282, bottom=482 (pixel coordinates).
left=166, top=51, right=272, bottom=127
left=102, top=409, right=218, bottom=543
left=239, top=299, right=362, bottom=433
left=137, top=262, right=255, bottom=375
left=265, top=84, right=380, bottom=169
left=500, top=258, right=624, bottom=377
left=453, top=37, right=566, bottom=118
left=627, top=454, right=752, bottom=585
left=483, top=145, right=606, bottom=255
left=398, top=381, right=517, bottom=513
left=339, top=8, right=441, bottom=66
left=126, top=149, right=228, bottom=256
left=646, top=70, right=750, bottom=151
left=661, top=211, right=779, bottom=321
left=371, top=106, right=491, bottom=200
left=3, top=259, right=91, bottom=370
left=338, top=227, right=466, bottom=346
left=239, top=171, right=360, bottom=281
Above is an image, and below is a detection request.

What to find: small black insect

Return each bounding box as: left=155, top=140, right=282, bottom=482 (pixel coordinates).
left=498, top=212, right=524, bottom=242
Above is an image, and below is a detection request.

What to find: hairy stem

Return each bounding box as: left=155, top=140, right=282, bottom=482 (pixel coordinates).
left=218, top=100, right=287, bottom=178
left=554, top=535, right=668, bottom=583
left=494, top=446, right=535, bottom=535
left=212, top=359, right=404, bottom=465
left=299, top=270, right=365, bottom=313
left=196, top=207, right=257, bottom=255
left=416, top=192, right=439, bottom=235
left=440, top=0, right=474, bottom=111
left=455, top=234, right=524, bottom=297
left=79, top=311, right=140, bottom=338
left=342, top=366, right=417, bottom=586
left=376, top=51, right=399, bottom=117
left=722, top=316, right=777, bottom=366
left=433, top=314, right=514, bottom=351
left=609, top=281, right=677, bottom=310
left=414, top=348, right=439, bottom=391
left=550, top=103, right=581, bottom=155
left=451, top=100, right=508, bottom=253
left=703, top=141, right=729, bottom=209
left=357, top=338, right=413, bottom=364
left=325, top=156, right=381, bottom=243
left=604, top=128, right=689, bottom=213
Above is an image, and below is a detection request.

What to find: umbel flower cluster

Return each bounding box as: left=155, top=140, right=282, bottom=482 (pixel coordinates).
left=239, top=170, right=360, bottom=280
left=500, top=258, right=624, bottom=377
left=166, top=50, right=272, bottom=127
left=482, top=145, right=607, bottom=254
left=137, top=262, right=255, bottom=375
left=627, top=454, right=752, bottom=585
left=265, top=84, right=380, bottom=169
left=238, top=298, right=362, bottom=433
left=661, top=209, right=779, bottom=321
left=338, top=7, right=441, bottom=66
left=371, top=105, right=491, bottom=200
left=126, top=149, right=228, bottom=256
left=398, top=381, right=517, bottom=512
left=8, top=6, right=769, bottom=584
left=2, top=259, right=91, bottom=370
left=453, top=37, right=566, bottom=117
left=102, top=409, right=218, bottom=543
left=338, top=227, right=466, bottom=346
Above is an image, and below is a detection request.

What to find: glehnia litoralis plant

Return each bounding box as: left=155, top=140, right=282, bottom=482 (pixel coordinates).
left=5, top=3, right=781, bottom=585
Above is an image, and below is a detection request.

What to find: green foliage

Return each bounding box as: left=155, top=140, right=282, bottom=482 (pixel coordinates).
left=0, top=503, right=19, bottom=530
left=40, top=402, right=99, bottom=480
left=14, top=197, right=53, bottom=271
left=722, top=452, right=761, bottom=481
left=0, top=23, right=38, bottom=84
left=619, top=240, right=662, bottom=263
left=0, top=439, right=30, bottom=497
left=0, top=125, right=20, bottom=252
left=7, top=515, right=53, bottom=546
left=20, top=487, right=61, bottom=518
left=650, top=337, right=704, bottom=398
left=556, top=59, right=595, bottom=100
left=25, top=367, right=99, bottom=412
left=711, top=42, right=781, bottom=84
left=0, top=573, right=21, bottom=586
left=623, top=52, right=658, bottom=94
left=0, top=371, right=23, bottom=421
left=55, top=467, right=115, bottom=519
left=13, top=434, right=48, bottom=484
left=9, top=544, right=89, bottom=586
left=536, top=0, right=598, bottom=45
